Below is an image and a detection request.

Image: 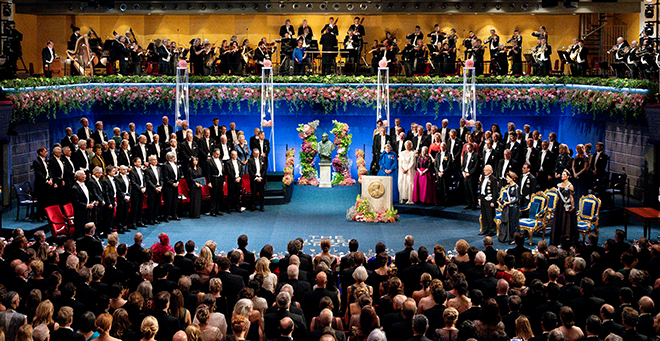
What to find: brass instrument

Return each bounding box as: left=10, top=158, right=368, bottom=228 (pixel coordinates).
left=606, top=45, right=618, bottom=54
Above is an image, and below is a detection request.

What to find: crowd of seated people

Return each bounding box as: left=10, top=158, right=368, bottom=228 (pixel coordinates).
left=0, top=228, right=658, bottom=341
left=32, top=116, right=272, bottom=239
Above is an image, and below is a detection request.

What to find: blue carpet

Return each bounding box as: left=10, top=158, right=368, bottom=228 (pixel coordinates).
left=1, top=185, right=652, bottom=257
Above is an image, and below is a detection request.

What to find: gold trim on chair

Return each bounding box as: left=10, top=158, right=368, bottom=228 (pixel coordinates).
left=519, top=191, right=549, bottom=245
left=544, top=188, right=559, bottom=235
left=577, top=194, right=602, bottom=241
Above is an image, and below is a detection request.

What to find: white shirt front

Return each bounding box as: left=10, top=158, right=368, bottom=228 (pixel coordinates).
left=55, top=156, right=64, bottom=174
left=232, top=159, right=240, bottom=179
left=222, top=144, right=230, bottom=160
left=41, top=156, right=50, bottom=178
left=464, top=152, right=472, bottom=173
left=151, top=165, right=159, bottom=183
left=521, top=173, right=528, bottom=194
left=540, top=150, right=547, bottom=171
left=254, top=157, right=261, bottom=177
left=109, top=176, right=117, bottom=198
left=97, top=130, right=105, bottom=143
left=484, top=148, right=492, bottom=164
left=438, top=152, right=445, bottom=172
left=481, top=175, right=489, bottom=195
left=213, top=157, right=223, bottom=176
left=169, top=161, right=178, bottom=179
left=110, top=149, right=118, bottom=166
left=501, top=159, right=510, bottom=178
left=526, top=147, right=533, bottom=163
left=79, top=181, right=90, bottom=205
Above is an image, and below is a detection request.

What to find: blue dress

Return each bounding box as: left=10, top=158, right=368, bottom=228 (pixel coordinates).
left=378, top=150, right=399, bottom=202
left=235, top=143, right=250, bottom=173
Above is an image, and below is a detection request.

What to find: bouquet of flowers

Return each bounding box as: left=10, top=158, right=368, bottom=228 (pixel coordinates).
left=282, top=148, right=295, bottom=186
left=355, top=149, right=368, bottom=183
left=296, top=120, right=319, bottom=186
left=346, top=195, right=400, bottom=223
left=330, top=120, right=356, bottom=186
left=261, top=119, right=273, bottom=127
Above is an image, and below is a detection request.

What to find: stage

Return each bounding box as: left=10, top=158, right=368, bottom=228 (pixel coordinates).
left=1, top=184, right=650, bottom=257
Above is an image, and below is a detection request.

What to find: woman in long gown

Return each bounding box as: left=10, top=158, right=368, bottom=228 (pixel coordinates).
left=499, top=171, right=520, bottom=244
left=412, top=146, right=437, bottom=204
left=235, top=134, right=250, bottom=173
left=551, top=169, right=578, bottom=246
left=187, top=157, right=204, bottom=218
left=398, top=141, right=416, bottom=204
left=572, top=144, right=590, bottom=200
left=377, top=143, right=399, bottom=203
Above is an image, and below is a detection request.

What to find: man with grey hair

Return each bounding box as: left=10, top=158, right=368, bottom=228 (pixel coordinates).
left=162, top=151, right=180, bottom=221
left=390, top=298, right=418, bottom=340
left=71, top=170, right=94, bottom=235
left=91, top=121, right=107, bottom=146
left=395, top=235, right=415, bottom=271
left=73, top=139, right=90, bottom=172
left=144, top=155, right=163, bottom=225
left=410, top=314, right=431, bottom=341
left=264, top=292, right=307, bottom=340
left=367, top=329, right=387, bottom=341
left=304, top=272, right=339, bottom=323
left=30, top=230, right=46, bottom=251
left=479, top=164, right=498, bottom=237
left=473, top=262, right=498, bottom=299
left=307, top=308, right=347, bottom=341
left=115, top=165, right=131, bottom=229
left=281, top=262, right=311, bottom=299
left=637, top=296, right=655, bottom=338
left=157, top=116, right=173, bottom=143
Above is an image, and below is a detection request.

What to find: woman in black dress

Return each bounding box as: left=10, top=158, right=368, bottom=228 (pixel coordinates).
left=554, top=144, right=573, bottom=187
left=551, top=169, right=578, bottom=246
left=499, top=172, right=520, bottom=244
left=572, top=144, right=590, bottom=200
left=187, top=157, right=203, bottom=219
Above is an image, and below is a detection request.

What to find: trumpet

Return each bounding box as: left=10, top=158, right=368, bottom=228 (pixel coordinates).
left=606, top=45, right=617, bottom=54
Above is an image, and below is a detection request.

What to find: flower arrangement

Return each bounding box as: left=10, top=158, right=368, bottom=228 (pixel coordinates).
left=261, top=119, right=273, bottom=127
left=296, top=120, right=319, bottom=186
left=346, top=195, right=400, bottom=223
left=5, top=85, right=649, bottom=122
left=355, top=149, right=368, bottom=183
left=330, top=120, right=356, bottom=186
left=282, top=148, right=295, bottom=187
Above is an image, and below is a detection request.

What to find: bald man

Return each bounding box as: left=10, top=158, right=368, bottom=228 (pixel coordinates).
left=304, top=272, right=340, bottom=324
left=479, top=165, right=498, bottom=237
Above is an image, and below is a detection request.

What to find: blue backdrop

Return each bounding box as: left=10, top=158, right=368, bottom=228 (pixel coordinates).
left=46, top=100, right=606, bottom=180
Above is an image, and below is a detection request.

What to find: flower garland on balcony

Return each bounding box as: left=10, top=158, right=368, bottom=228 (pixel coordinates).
left=330, top=120, right=355, bottom=186
left=296, top=120, right=319, bottom=186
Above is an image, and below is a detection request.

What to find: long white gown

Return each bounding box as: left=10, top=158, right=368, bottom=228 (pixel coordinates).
left=398, top=150, right=416, bottom=202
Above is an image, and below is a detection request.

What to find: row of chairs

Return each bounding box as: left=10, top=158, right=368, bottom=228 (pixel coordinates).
left=480, top=187, right=602, bottom=245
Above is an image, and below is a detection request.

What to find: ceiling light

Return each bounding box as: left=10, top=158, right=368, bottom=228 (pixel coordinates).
left=427, top=2, right=434, bottom=9
left=482, top=3, right=488, bottom=9
left=292, top=3, right=299, bottom=9
left=119, top=3, right=127, bottom=11
left=214, top=4, right=220, bottom=10
left=374, top=4, right=381, bottom=10
left=187, top=4, right=194, bottom=10
left=133, top=3, right=139, bottom=10
left=509, top=3, right=516, bottom=9
left=265, top=3, right=271, bottom=9
left=306, top=3, right=313, bottom=9
left=333, top=3, right=340, bottom=10
left=253, top=4, right=259, bottom=9
left=320, top=2, right=327, bottom=10
left=347, top=3, right=354, bottom=10
left=440, top=3, right=447, bottom=9
left=360, top=3, right=367, bottom=10
left=467, top=3, right=475, bottom=9
left=495, top=3, right=502, bottom=10
left=521, top=3, right=529, bottom=10
left=200, top=4, right=206, bottom=10
left=455, top=3, right=461, bottom=9
left=414, top=2, right=421, bottom=9
left=645, top=5, right=655, bottom=19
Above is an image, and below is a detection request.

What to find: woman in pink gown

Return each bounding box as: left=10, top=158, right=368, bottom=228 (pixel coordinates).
left=412, top=146, right=437, bottom=204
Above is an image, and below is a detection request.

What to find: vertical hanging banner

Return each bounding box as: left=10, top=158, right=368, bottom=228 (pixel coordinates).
left=261, top=64, right=275, bottom=171
left=175, top=64, right=190, bottom=131
left=376, top=65, right=390, bottom=129
left=462, top=62, right=477, bottom=124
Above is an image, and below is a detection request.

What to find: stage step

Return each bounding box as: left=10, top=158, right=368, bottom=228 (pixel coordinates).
left=393, top=203, right=482, bottom=222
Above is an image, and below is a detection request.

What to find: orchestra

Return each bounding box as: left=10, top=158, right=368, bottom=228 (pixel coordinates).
left=50, top=19, right=658, bottom=80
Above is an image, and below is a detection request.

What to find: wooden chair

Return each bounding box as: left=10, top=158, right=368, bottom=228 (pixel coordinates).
left=577, top=194, right=602, bottom=241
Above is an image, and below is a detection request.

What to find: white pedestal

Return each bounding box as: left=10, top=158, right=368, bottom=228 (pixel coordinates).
left=361, top=175, right=393, bottom=212
left=319, top=162, right=332, bottom=188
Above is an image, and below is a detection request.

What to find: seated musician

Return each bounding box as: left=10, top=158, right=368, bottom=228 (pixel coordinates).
left=576, top=40, right=589, bottom=77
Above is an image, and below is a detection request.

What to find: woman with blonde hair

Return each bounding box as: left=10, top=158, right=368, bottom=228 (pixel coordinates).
left=313, top=239, right=338, bottom=271
left=140, top=316, right=159, bottom=341
left=185, top=324, right=201, bottom=341
left=434, top=307, right=459, bottom=341
left=16, top=324, right=33, bottom=341
left=418, top=280, right=444, bottom=313
left=198, top=246, right=219, bottom=276
left=32, top=300, right=58, bottom=331
left=28, top=260, right=46, bottom=292
left=545, top=264, right=563, bottom=287
left=412, top=273, right=433, bottom=304
left=452, top=240, right=470, bottom=264
left=102, top=233, right=119, bottom=262
left=508, top=271, right=529, bottom=297
left=195, top=304, right=223, bottom=341
left=94, top=313, right=121, bottom=341
left=249, top=257, right=278, bottom=293
left=515, top=316, right=535, bottom=341
left=398, top=139, right=416, bottom=204
left=347, top=287, right=371, bottom=328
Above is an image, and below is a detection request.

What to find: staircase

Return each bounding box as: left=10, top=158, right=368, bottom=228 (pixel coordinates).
left=580, top=13, right=628, bottom=70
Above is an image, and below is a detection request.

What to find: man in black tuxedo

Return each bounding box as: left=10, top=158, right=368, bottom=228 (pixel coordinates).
left=394, top=235, right=415, bottom=271
left=142, top=122, right=157, bottom=144
left=73, top=140, right=91, bottom=173
left=157, top=116, right=173, bottom=144
left=497, top=149, right=517, bottom=188
left=103, top=140, right=119, bottom=168
left=251, top=130, right=271, bottom=166
left=198, top=128, right=215, bottom=165
left=157, top=39, right=172, bottom=76
left=481, top=139, right=499, bottom=171
left=127, top=122, right=140, bottom=147
left=115, top=165, right=131, bottom=230
left=320, top=30, right=338, bottom=75
left=447, top=130, right=463, bottom=171
left=42, top=40, right=55, bottom=78
left=206, top=149, right=225, bottom=216
left=173, top=241, right=194, bottom=276
left=70, top=170, right=94, bottom=235
left=176, top=121, right=190, bottom=143
left=117, top=140, right=132, bottom=167
left=372, top=127, right=391, bottom=161
left=144, top=155, right=163, bottom=225
left=457, top=118, right=471, bottom=141
left=247, top=148, right=267, bottom=212
left=77, top=222, right=103, bottom=265
left=479, top=165, right=498, bottom=236
left=462, top=144, right=479, bottom=210
left=48, top=146, right=68, bottom=204
left=33, top=146, right=54, bottom=219
left=390, top=118, right=405, bottom=138
left=61, top=127, right=75, bottom=149
left=522, top=138, right=540, bottom=174
left=519, top=163, right=538, bottom=210
left=505, top=133, right=521, bottom=165
left=225, top=150, right=243, bottom=213
left=208, top=117, right=222, bottom=144
left=128, top=158, right=147, bottom=229
left=51, top=306, right=85, bottom=341
left=77, top=117, right=93, bottom=141
left=434, top=143, right=452, bottom=205
left=216, top=256, right=245, bottom=311
left=537, top=140, right=556, bottom=190
left=583, top=315, right=603, bottom=341
left=621, top=307, right=648, bottom=341
left=547, top=132, right=560, bottom=155
left=228, top=122, right=240, bottom=147
left=412, top=126, right=431, bottom=154
left=279, top=19, right=296, bottom=38
left=161, top=152, right=180, bottom=221
left=264, top=293, right=307, bottom=341
left=87, top=166, right=106, bottom=231
left=179, top=132, right=198, bottom=177
left=91, top=121, right=108, bottom=146
left=133, top=135, right=150, bottom=164
left=101, top=166, right=118, bottom=234
left=152, top=292, right=181, bottom=341
left=149, top=134, right=164, bottom=163
left=248, top=127, right=261, bottom=152
left=590, top=142, right=609, bottom=181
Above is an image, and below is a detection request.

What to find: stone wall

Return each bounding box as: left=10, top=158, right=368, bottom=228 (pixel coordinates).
left=11, top=123, right=49, bottom=185
left=605, top=122, right=648, bottom=200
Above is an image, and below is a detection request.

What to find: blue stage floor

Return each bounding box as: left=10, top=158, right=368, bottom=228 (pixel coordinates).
left=1, top=185, right=652, bottom=257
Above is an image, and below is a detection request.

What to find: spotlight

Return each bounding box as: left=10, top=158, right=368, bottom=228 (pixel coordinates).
left=414, top=2, right=421, bottom=9
left=253, top=4, right=259, bottom=9
left=119, top=3, right=127, bottom=11
left=509, top=3, right=516, bottom=9
left=645, top=5, right=655, bottom=19
left=161, top=4, right=167, bottom=10
left=200, top=4, right=206, bottom=10
left=645, top=23, right=654, bottom=36
left=319, top=2, right=327, bottom=10
left=467, top=3, right=475, bottom=9
left=535, top=3, right=541, bottom=9
left=387, top=3, right=394, bottom=9
left=482, top=2, right=488, bottom=9
left=333, top=3, right=340, bottom=10
left=187, top=4, right=193, bottom=10
left=133, top=3, right=139, bottom=10
left=279, top=2, right=286, bottom=8
left=146, top=4, right=153, bottom=10
left=68, top=4, right=74, bottom=10
left=360, top=3, right=367, bottom=10
left=240, top=4, right=246, bottom=10
left=347, top=3, right=353, bottom=10
left=521, top=3, right=529, bottom=10
left=173, top=4, right=179, bottom=10
left=292, top=3, right=299, bottom=9
left=374, top=3, right=381, bottom=10
left=306, top=3, right=313, bottom=9
left=265, top=3, right=271, bottom=9
left=440, top=2, right=447, bottom=9
left=495, top=3, right=502, bottom=10
left=454, top=3, right=461, bottom=9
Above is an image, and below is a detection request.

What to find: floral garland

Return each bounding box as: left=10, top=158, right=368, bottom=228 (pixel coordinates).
left=330, top=120, right=355, bottom=186
left=5, top=85, right=648, bottom=122
left=346, top=195, right=400, bottom=223
left=283, top=148, right=295, bottom=187
left=355, top=149, right=368, bottom=183
left=296, top=120, right=319, bottom=186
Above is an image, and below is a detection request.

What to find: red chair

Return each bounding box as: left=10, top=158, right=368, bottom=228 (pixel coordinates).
left=178, top=179, right=191, bottom=204
left=142, top=193, right=149, bottom=210
left=62, top=203, right=75, bottom=233
left=45, top=205, right=70, bottom=237
left=223, top=176, right=229, bottom=198
left=201, top=178, right=211, bottom=201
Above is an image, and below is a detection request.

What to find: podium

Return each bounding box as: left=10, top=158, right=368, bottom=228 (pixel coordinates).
left=360, top=175, right=393, bottom=212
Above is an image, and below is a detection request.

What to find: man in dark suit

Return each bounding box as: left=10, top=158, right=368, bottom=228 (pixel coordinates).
left=305, top=308, right=346, bottom=341
left=390, top=118, right=405, bottom=138
left=157, top=116, right=173, bottom=144
left=133, top=135, right=150, bottom=164
left=51, top=306, right=85, bottom=341
left=569, top=278, right=605, bottom=330
left=197, top=129, right=215, bottom=165
left=447, top=130, right=463, bottom=171
left=247, top=148, right=266, bottom=212
left=462, top=144, right=479, bottom=210
left=434, top=143, right=452, bottom=205
left=33, top=146, right=54, bottom=220
left=529, top=312, right=558, bottom=341
left=206, top=149, right=225, bottom=217
left=504, top=132, right=521, bottom=162
left=173, top=241, right=194, bottom=276
left=547, top=132, right=560, bottom=155
left=599, top=304, right=624, bottom=339
left=412, top=125, right=431, bottom=154
left=161, top=152, right=180, bottom=221
left=77, top=223, right=103, bottom=265
left=176, top=121, right=190, bottom=143
left=583, top=315, right=603, bottom=341
left=395, top=235, right=415, bottom=271
left=264, top=292, right=308, bottom=341
left=279, top=19, right=296, bottom=37
left=48, top=146, right=68, bottom=204
left=479, top=165, right=498, bottom=236
left=390, top=299, right=417, bottom=341
left=227, top=234, right=256, bottom=272
left=117, top=140, right=132, bottom=167
left=149, top=134, right=165, bottom=163
left=179, top=132, right=198, bottom=176
left=77, top=117, right=93, bottom=141
left=457, top=118, right=472, bottom=142
left=250, top=131, right=271, bottom=167
left=144, top=155, right=163, bottom=225
left=103, top=140, right=119, bottom=168
left=152, top=292, right=181, bottom=341
left=91, top=121, right=108, bottom=146
left=590, top=142, right=610, bottom=181
left=522, top=138, right=540, bottom=173
left=372, top=127, right=391, bottom=161
left=142, top=123, right=157, bottom=145
left=225, top=150, right=243, bottom=213
left=621, top=307, right=648, bottom=341
left=507, top=232, right=532, bottom=268
left=127, top=158, right=147, bottom=229
left=61, top=127, right=75, bottom=149
left=303, top=272, right=340, bottom=324
left=127, top=122, right=140, bottom=148
left=114, top=165, right=131, bottom=230
left=481, top=139, right=499, bottom=170
left=537, top=140, right=556, bottom=190
left=519, top=163, right=538, bottom=210
left=208, top=118, right=222, bottom=144
left=473, top=263, right=498, bottom=299
left=70, top=170, right=94, bottom=235
left=73, top=141, right=91, bottom=173
left=228, top=250, right=251, bottom=285
left=216, top=256, right=245, bottom=311
left=42, top=40, right=55, bottom=78
left=496, top=149, right=517, bottom=188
